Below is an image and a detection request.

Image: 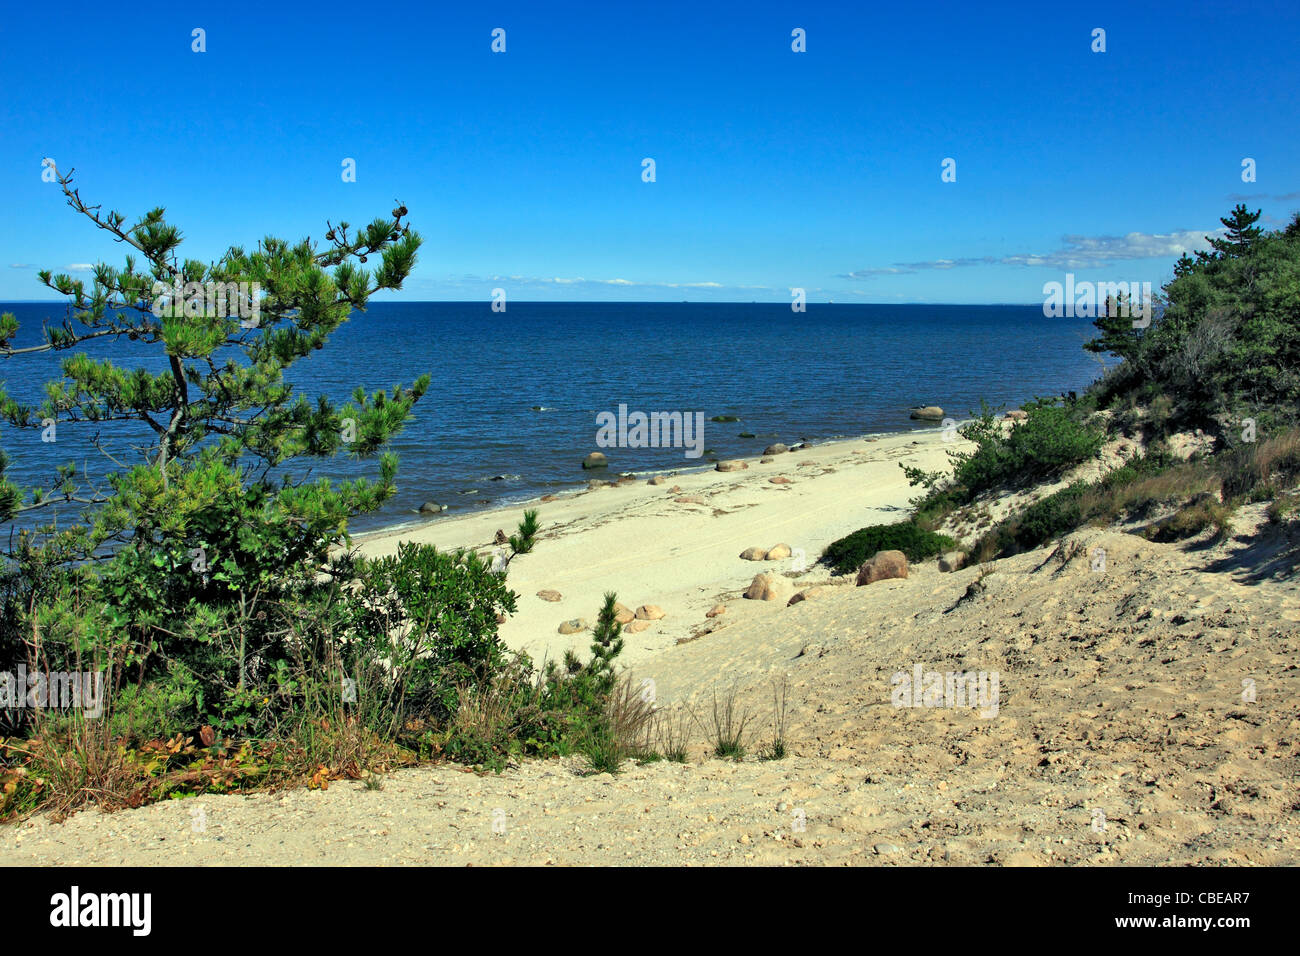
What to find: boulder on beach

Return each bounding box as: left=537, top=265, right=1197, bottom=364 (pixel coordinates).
left=705, top=604, right=727, bottom=618
left=740, top=547, right=767, bottom=561
left=716, top=460, right=748, bottom=472
left=613, top=602, right=636, bottom=624
left=582, top=452, right=608, bottom=470
left=494, top=529, right=508, bottom=545
left=541, top=494, right=557, bottom=502
left=557, top=618, right=587, bottom=634
left=938, top=551, right=968, bottom=573
left=744, top=572, right=794, bottom=603
left=636, top=604, right=666, bottom=621
left=856, top=550, right=909, bottom=586
left=765, top=543, right=792, bottom=560
left=909, top=406, right=945, bottom=421
left=769, top=476, right=792, bottom=484
left=617, top=474, right=637, bottom=485
left=537, top=589, right=563, bottom=602
left=788, top=586, right=831, bottom=606
left=419, top=501, right=445, bottom=514
left=648, top=475, right=666, bottom=485
left=763, top=443, right=789, bottom=456
left=625, top=620, right=653, bottom=634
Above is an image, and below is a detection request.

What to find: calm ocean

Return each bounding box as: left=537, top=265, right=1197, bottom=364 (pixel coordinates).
left=0, top=302, right=1105, bottom=534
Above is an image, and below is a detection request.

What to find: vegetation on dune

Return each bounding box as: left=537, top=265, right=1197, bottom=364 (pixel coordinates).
left=1087, top=204, right=1300, bottom=437
left=821, top=521, right=955, bottom=575
left=899, top=203, right=1300, bottom=564
left=0, top=169, right=657, bottom=817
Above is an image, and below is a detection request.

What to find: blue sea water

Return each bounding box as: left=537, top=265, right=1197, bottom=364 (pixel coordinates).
left=0, top=301, right=1105, bottom=534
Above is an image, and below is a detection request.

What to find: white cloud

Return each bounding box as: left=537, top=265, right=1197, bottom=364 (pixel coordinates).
left=842, top=228, right=1225, bottom=278
left=840, top=266, right=918, bottom=279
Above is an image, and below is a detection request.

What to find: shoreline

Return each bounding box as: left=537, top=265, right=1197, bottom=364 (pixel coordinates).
left=351, top=422, right=958, bottom=544
left=353, top=427, right=972, bottom=670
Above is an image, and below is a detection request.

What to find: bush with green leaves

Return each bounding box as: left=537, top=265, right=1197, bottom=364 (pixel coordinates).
left=948, top=399, right=1105, bottom=497
left=821, top=520, right=955, bottom=575
left=344, top=542, right=518, bottom=725
left=976, top=482, right=1089, bottom=559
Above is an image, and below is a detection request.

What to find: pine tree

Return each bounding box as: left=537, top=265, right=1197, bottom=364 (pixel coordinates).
left=0, top=163, right=427, bottom=561
left=1207, top=203, right=1263, bottom=257
left=0, top=164, right=430, bottom=685
left=1083, top=290, right=1148, bottom=360
left=587, top=591, right=625, bottom=695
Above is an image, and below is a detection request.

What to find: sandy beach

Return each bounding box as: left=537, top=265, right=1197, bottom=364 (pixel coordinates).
left=7, top=483, right=1296, bottom=866
left=353, top=429, right=964, bottom=671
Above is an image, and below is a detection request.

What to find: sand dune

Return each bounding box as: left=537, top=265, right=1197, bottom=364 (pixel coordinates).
left=5, top=428, right=1296, bottom=866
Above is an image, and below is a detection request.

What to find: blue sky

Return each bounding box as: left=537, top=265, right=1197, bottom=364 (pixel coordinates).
left=1, top=0, right=1297, bottom=303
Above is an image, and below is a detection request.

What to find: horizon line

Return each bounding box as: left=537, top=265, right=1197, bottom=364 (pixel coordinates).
left=0, top=298, right=1061, bottom=308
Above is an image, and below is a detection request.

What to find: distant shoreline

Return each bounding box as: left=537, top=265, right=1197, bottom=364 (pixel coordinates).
left=351, top=421, right=958, bottom=546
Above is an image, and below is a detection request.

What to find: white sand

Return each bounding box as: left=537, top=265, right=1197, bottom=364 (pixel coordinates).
left=354, top=429, right=967, bottom=667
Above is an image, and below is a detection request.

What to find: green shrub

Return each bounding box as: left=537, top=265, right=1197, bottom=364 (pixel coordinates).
left=950, top=400, right=1104, bottom=496
left=348, top=542, right=517, bottom=724
left=821, top=521, right=955, bottom=575
left=975, top=482, right=1088, bottom=558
